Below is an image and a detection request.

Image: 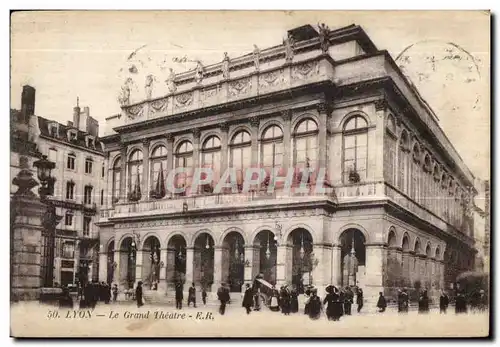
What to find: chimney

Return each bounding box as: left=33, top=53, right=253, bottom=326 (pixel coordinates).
left=67, top=120, right=74, bottom=127
left=21, top=85, right=36, bottom=124
left=79, top=106, right=89, bottom=132
left=73, top=97, right=81, bottom=131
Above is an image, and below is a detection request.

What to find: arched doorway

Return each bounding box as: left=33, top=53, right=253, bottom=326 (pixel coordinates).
left=166, top=235, right=187, bottom=289
left=386, top=228, right=402, bottom=288
left=339, top=228, right=366, bottom=288
left=142, top=236, right=161, bottom=290
left=222, top=231, right=245, bottom=292
left=106, top=241, right=115, bottom=285
left=287, top=228, right=313, bottom=293
left=119, top=237, right=136, bottom=289
left=193, top=233, right=215, bottom=291
left=253, top=230, right=277, bottom=284
left=402, top=234, right=411, bottom=287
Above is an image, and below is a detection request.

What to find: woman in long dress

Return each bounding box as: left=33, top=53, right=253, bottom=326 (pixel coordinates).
left=136, top=281, right=144, bottom=308
left=270, top=286, right=280, bottom=312
left=308, top=288, right=322, bottom=320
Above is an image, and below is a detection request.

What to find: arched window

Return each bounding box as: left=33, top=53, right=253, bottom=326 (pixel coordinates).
left=230, top=131, right=251, bottom=190
left=201, top=136, right=221, bottom=191
left=261, top=125, right=283, bottom=173
left=342, top=116, right=368, bottom=183
left=128, top=149, right=143, bottom=201
left=293, top=118, right=318, bottom=171
left=150, top=145, right=168, bottom=199
left=398, top=131, right=409, bottom=192
left=384, top=115, right=397, bottom=185
left=175, top=141, right=193, bottom=192
left=112, top=156, right=121, bottom=204
left=410, top=142, right=421, bottom=200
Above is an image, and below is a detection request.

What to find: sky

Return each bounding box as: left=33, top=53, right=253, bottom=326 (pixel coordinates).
left=10, top=10, right=490, bottom=179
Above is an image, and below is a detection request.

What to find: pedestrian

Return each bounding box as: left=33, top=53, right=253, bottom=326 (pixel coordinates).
left=439, top=290, right=449, bottom=314
left=242, top=283, right=253, bottom=314
left=308, top=288, right=322, bottom=320
left=187, top=283, right=197, bottom=308
left=136, top=281, right=144, bottom=308
left=201, top=286, right=207, bottom=306
left=344, top=287, right=353, bottom=315
left=254, top=287, right=262, bottom=311
left=303, top=286, right=311, bottom=315
left=290, top=286, right=299, bottom=313
left=333, top=287, right=343, bottom=321
left=418, top=290, right=430, bottom=314
left=280, top=285, right=291, bottom=315
left=270, top=286, right=280, bottom=312
left=377, top=292, right=387, bottom=313
left=112, top=284, right=118, bottom=302
left=217, top=283, right=230, bottom=315
left=455, top=292, right=467, bottom=314
left=175, top=283, right=183, bottom=310
left=356, top=288, right=364, bottom=313
left=323, top=285, right=336, bottom=321
left=400, top=288, right=409, bottom=313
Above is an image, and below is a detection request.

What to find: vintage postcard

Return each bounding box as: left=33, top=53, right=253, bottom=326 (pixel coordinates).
left=10, top=10, right=490, bottom=338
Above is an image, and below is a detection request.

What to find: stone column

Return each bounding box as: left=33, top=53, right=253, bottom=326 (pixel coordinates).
left=373, top=99, right=387, bottom=182
left=276, top=244, right=288, bottom=286
left=11, top=175, right=47, bottom=300
left=402, top=251, right=411, bottom=287
left=192, top=129, right=201, bottom=172
left=312, top=244, right=330, bottom=296
left=119, top=142, right=127, bottom=201
left=244, top=245, right=255, bottom=284
left=113, top=250, right=121, bottom=286
left=408, top=251, right=416, bottom=289
left=185, top=247, right=195, bottom=286
left=73, top=241, right=81, bottom=285
left=331, top=245, right=342, bottom=287
left=281, top=110, right=292, bottom=169
left=213, top=246, right=223, bottom=295
left=165, top=134, right=174, bottom=198
left=220, top=122, right=229, bottom=176
left=316, top=103, right=329, bottom=172
left=365, top=244, right=385, bottom=301
left=158, top=248, right=168, bottom=294
left=98, top=251, right=107, bottom=283
left=135, top=250, right=144, bottom=285
left=250, top=117, right=260, bottom=168
left=141, top=139, right=150, bottom=200
left=395, top=248, right=403, bottom=287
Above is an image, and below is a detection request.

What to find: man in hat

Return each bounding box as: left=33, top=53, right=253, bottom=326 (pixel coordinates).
left=242, top=283, right=254, bottom=314
left=217, top=282, right=230, bottom=315
left=135, top=281, right=144, bottom=308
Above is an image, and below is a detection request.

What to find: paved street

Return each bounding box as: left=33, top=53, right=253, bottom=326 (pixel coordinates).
left=11, top=301, right=489, bottom=338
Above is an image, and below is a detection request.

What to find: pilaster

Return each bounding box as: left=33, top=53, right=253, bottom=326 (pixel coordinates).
left=250, top=117, right=260, bottom=168
left=185, top=247, right=195, bottom=285
left=119, top=142, right=127, bottom=201
left=141, top=139, right=150, bottom=200
left=281, top=111, right=292, bottom=170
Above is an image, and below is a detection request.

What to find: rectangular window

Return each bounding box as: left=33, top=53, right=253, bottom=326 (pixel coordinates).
left=85, top=159, right=93, bottom=174
left=64, top=212, right=73, bottom=226
left=84, top=186, right=93, bottom=204
left=101, top=165, right=105, bottom=178
left=100, top=190, right=104, bottom=205
left=67, top=155, right=75, bottom=170
left=62, top=242, right=75, bottom=259
left=83, top=217, right=91, bottom=236
left=48, top=149, right=58, bottom=168
left=66, top=181, right=75, bottom=200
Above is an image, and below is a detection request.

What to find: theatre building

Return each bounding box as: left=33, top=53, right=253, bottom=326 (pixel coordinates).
left=97, top=24, right=477, bottom=301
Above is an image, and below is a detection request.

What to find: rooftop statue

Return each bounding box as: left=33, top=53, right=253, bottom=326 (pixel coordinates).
left=222, top=52, right=230, bottom=79
left=166, top=67, right=177, bottom=94
left=253, top=44, right=260, bottom=71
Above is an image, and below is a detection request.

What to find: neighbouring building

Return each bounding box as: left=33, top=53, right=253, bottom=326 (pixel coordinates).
left=97, top=24, right=479, bottom=302
left=12, top=86, right=106, bottom=288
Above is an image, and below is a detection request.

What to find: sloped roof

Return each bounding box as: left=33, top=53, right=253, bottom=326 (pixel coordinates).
left=37, top=116, right=104, bottom=154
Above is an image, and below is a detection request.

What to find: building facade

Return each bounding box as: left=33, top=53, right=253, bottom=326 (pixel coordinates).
left=97, top=24, right=477, bottom=301
left=11, top=87, right=106, bottom=287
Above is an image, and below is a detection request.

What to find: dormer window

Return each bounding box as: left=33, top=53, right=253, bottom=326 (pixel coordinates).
left=86, top=135, right=95, bottom=148
left=49, top=123, right=59, bottom=137
left=68, top=130, right=77, bottom=142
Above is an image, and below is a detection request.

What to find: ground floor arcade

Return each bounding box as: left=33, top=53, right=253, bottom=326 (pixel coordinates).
left=98, top=207, right=472, bottom=301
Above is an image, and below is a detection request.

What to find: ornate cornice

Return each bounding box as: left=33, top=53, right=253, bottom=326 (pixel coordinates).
left=374, top=98, right=387, bottom=112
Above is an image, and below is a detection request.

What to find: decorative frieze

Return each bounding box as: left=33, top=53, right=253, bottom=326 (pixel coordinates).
left=291, top=61, right=320, bottom=80
left=174, top=92, right=193, bottom=108
left=150, top=98, right=168, bottom=113
left=374, top=99, right=387, bottom=111
left=258, top=70, right=283, bottom=89
left=229, top=77, right=252, bottom=97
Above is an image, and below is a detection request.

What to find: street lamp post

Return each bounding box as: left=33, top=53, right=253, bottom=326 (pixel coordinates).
left=33, top=155, right=60, bottom=288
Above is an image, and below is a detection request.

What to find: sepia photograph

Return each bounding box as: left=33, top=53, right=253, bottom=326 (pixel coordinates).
left=9, top=10, right=491, bottom=338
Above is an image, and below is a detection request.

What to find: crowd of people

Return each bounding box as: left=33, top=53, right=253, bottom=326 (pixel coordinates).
left=57, top=279, right=488, bottom=320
